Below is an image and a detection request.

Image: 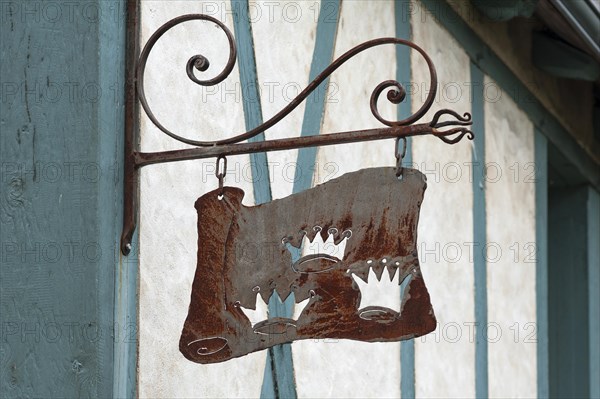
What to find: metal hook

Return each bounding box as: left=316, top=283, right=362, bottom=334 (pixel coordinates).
left=216, top=155, right=227, bottom=198
left=395, top=137, right=407, bottom=178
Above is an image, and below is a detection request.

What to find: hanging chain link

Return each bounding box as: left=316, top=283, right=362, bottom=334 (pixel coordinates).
left=215, top=155, right=227, bottom=197
left=395, top=137, right=407, bottom=178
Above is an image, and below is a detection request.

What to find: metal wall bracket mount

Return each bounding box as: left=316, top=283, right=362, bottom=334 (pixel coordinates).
left=120, top=13, right=474, bottom=255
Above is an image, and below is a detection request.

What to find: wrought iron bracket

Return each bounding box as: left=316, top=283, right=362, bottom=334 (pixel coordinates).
left=120, top=13, right=474, bottom=255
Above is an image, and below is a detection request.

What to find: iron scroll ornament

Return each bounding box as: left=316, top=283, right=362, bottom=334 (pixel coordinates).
left=121, top=13, right=474, bottom=254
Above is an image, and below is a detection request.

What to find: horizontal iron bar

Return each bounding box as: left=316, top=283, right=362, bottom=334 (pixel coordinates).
left=134, top=123, right=435, bottom=167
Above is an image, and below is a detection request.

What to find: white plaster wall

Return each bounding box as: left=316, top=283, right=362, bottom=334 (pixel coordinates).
left=411, top=10, right=476, bottom=399
left=251, top=0, right=318, bottom=200
left=137, top=2, right=539, bottom=398
left=138, top=2, right=264, bottom=398
left=292, top=2, right=402, bottom=398
left=484, top=75, right=537, bottom=398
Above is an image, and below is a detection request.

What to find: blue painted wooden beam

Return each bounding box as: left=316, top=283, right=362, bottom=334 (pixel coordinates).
left=113, top=2, right=138, bottom=397
left=471, top=0, right=538, bottom=21
left=232, top=1, right=272, bottom=206
left=548, top=187, right=591, bottom=398
left=0, top=0, right=128, bottom=396
left=470, top=63, right=488, bottom=399
left=395, top=1, right=415, bottom=397
left=292, top=0, right=340, bottom=194
left=535, top=130, right=549, bottom=399
left=587, top=188, right=600, bottom=399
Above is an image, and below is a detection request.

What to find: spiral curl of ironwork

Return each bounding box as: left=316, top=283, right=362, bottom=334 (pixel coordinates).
left=136, top=14, right=237, bottom=146
left=136, top=14, right=448, bottom=147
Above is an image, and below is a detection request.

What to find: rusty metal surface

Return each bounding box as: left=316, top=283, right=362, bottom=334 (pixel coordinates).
left=180, top=167, right=437, bottom=363
left=134, top=112, right=473, bottom=167
left=120, top=0, right=140, bottom=255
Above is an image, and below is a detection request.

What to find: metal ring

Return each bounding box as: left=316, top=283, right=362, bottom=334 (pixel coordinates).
left=395, top=137, right=407, bottom=178
left=395, top=137, right=407, bottom=160
left=215, top=155, right=227, bottom=178
left=216, top=155, right=227, bottom=196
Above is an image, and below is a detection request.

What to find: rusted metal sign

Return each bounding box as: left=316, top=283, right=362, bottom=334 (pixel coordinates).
left=180, top=167, right=436, bottom=363
left=122, top=12, right=473, bottom=364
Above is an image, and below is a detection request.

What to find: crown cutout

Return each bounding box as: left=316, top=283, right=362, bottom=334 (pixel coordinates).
left=351, top=265, right=415, bottom=324
left=236, top=288, right=312, bottom=335
left=352, top=266, right=401, bottom=312
left=283, top=226, right=351, bottom=274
